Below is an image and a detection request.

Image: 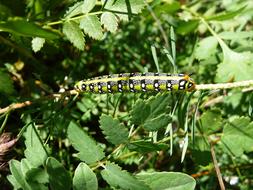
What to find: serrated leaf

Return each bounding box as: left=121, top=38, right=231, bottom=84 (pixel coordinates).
left=46, top=157, right=72, bottom=190
left=103, top=0, right=145, bottom=21
left=195, top=37, right=218, bottom=60
left=215, top=42, right=253, bottom=82
left=32, top=37, right=45, bottom=52
left=9, top=160, right=32, bottom=190
left=130, top=94, right=171, bottom=131
left=199, top=109, right=223, bottom=135
left=80, top=15, right=103, bottom=40
left=64, top=2, right=83, bottom=18
left=73, top=163, right=98, bottom=190
left=67, top=121, right=105, bottom=164
left=82, top=0, right=96, bottom=13
left=23, top=124, right=47, bottom=167
left=99, top=114, right=128, bottom=145
left=127, top=140, right=168, bottom=153
left=101, top=162, right=150, bottom=190
left=219, top=31, right=253, bottom=40
left=221, top=117, right=253, bottom=157
left=137, top=172, right=196, bottom=190
left=63, top=21, right=85, bottom=50
left=0, top=18, right=59, bottom=39
left=0, top=70, right=15, bottom=95
left=101, top=12, right=118, bottom=33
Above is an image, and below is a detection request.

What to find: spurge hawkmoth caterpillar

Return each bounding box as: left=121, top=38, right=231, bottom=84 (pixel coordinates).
left=75, top=73, right=195, bottom=93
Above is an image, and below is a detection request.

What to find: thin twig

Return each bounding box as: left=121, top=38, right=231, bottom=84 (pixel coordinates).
left=0, top=90, right=78, bottom=115
left=195, top=80, right=253, bottom=90
left=210, top=143, right=226, bottom=190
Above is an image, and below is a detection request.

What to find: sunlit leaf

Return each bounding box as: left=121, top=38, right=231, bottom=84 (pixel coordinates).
left=63, top=21, right=85, bottom=50
left=80, top=15, right=103, bottom=40
left=31, top=37, right=45, bottom=52
left=101, top=12, right=118, bottom=33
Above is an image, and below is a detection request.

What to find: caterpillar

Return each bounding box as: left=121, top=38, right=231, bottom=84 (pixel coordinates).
left=74, top=73, right=195, bottom=93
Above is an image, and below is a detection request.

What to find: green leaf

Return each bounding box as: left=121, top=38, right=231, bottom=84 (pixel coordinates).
left=101, top=162, right=150, bottom=190
left=0, top=18, right=59, bottom=39
left=219, top=31, right=253, bottom=40
left=221, top=117, right=253, bottom=157
left=26, top=168, right=49, bottom=184
left=127, top=140, right=168, bottom=153
left=67, top=121, right=105, bottom=164
left=176, top=20, right=199, bottom=35
left=7, top=174, right=22, bottom=190
left=195, top=37, right=218, bottom=60
left=64, top=2, right=83, bottom=18
left=9, top=160, right=32, bottom=190
left=73, top=163, right=98, bottom=190
left=199, top=109, right=223, bottom=135
left=82, top=0, right=96, bottom=13
left=104, top=0, right=145, bottom=21
left=0, top=70, right=15, bottom=95
left=137, top=172, right=196, bottom=190
left=130, top=94, right=171, bottom=131
left=31, top=37, right=45, bottom=52
left=101, top=12, right=118, bottom=33
left=215, top=42, right=253, bottom=82
left=23, top=124, right=47, bottom=167
left=99, top=114, right=128, bottom=145
left=46, top=157, right=72, bottom=190
left=206, top=6, right=246, bottom=21
left=80, top=15, right=103, bottom=40
left=63, top=21, right=85, bottom=50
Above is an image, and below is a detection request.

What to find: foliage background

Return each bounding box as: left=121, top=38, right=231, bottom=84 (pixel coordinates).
left=0, top=0, right=253, bottom=189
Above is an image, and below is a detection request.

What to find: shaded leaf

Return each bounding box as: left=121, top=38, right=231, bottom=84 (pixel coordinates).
left=23, top=124, right=47, bottom=167
left=101, top=162, right=150, bottom=190
left=0, top=70, right=15, bottom=95
left=199, top=109, right=223, bottom=135
left=130, top=94, right=171, bottom=131
left=46, top=157, right=72, bottom=190
left=80, top=15, right=103, bottom=40
left=176, top=20, right=199, bottom=35
left=0, top=18, right=59, bottom=39
left=127, top=140, right=168, bottom=153
left=31, top=37, right=45, bottom=52
left=63, top=21, right=85, bottom=50
left=101, top=12, right=118, bottom=33
left=99, top=114, right=128, bottom=145
left=67, top=121, right=105, bottom=164
left=137, top=172, right=196, bottom=190
left=73, top=163, right=98, bottom=190
left=221, top=117, right=253, bottom=157
left=104, top=0, right=145, bottom=21
left=26, top=168, right=49, bottom=184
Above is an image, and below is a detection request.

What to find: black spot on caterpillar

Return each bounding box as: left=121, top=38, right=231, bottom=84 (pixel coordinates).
left=74, top=72, right=195, bottom=93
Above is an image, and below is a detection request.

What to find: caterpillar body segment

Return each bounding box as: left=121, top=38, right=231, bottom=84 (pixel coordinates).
left=74, top=73, right=195, bottom=93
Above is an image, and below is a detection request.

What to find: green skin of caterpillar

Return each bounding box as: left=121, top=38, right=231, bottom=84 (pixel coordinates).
left=74, top=73, right=195, bottom=93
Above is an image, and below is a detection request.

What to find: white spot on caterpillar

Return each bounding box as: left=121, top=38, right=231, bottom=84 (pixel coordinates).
left=107, top=84, right=111, bottom=89
left=179, top=86, right=184, bottom=90
left=167, top=83, right=171, bottom=87
left=141, top=83, right=146, bottom=88
left=154, top=83, right=159, bottom=88
left=179, top=80, right=186, bottom=86
left=98, top=84, right=102, bottom=89
left=129, top=83, right=134, bottom=89
left=118, top=83, right=122, bottom=88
